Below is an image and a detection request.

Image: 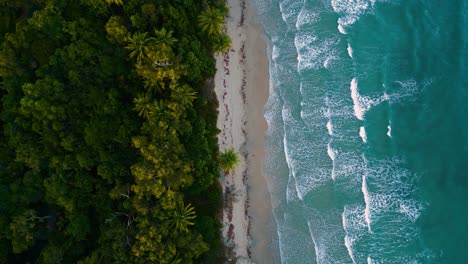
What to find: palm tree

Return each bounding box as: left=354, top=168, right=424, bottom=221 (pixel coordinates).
left=213, top=33, right=231, bottom=55
left=218, top=148, right=239, bottom=174
left=171, top=85, right=196, bottom=107
left=133, top=93, right=153, bottom=119
left=198, top=6, right=225, bottom=36
left=169, top=257, right=182, bottom=264
left=104, top=0, right=123, bottom=5
left=125, top=32, right=152, bottom=64
left=167, top=203, right=196, bottom=233
left=151, top=28, right=177, bottom=50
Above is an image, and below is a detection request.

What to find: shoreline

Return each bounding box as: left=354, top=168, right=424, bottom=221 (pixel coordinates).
left=215, top=0, right=275, bottom=262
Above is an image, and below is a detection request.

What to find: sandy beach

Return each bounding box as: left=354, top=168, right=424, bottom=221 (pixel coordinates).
left=215, top=0, right=275, bottom=262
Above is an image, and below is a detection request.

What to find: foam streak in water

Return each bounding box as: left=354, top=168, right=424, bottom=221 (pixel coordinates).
left=283, top=133, right=303, bottom=201
left=327, top=142, right=336, bottom=181
left=347, top=43, right=353, bottom=58
left=324, top=57, right=333, bottom=68
left=350, top=78, right=364, bottom=120
left=362, top=175, right=372, bottom=232
left=327, top=120, right=333, bottom=135
left=307, top=221, right=321, bottom=264
left=331, top=0, right=374, bottom=26
left=327, top=143, right=336, bottom=161
left=387, top=121, right=392, bottom=138
left=342, top=212, right=356, bottom=264
left=359, top=126, right=367, bottom=143
left=338, top=24, right=347, bottom=34
left=325, top=103, right=333, bottom=135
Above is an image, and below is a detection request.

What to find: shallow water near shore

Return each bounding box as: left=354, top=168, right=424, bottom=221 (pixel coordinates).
left=254, top=0, right=468, bottom=262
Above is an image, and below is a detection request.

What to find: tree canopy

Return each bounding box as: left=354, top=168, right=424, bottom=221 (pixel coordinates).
left=0, top=0, right=230, bottom=263
left=198, top=6, right=226, bottom=37
left=219, top=148, right=240, bottom=174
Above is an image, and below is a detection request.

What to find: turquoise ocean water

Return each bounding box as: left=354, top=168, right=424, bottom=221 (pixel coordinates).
left=254, top=0, right=468, bottom=263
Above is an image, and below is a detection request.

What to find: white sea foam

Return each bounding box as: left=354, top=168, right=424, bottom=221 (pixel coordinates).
left=276, top=227, right=286, bottom=264
left=342, top=212, right=357, bottom=264
left=327, top=120, right=333, bottom=135
left=367, top=256, right=373, bottom=264
left=279, top=0, right=302, bottom=26
left=294, top=32, right=339, bottom=71
left=331, top=166, right=336, bottom=181
left=387, top=121, right=392, bottom=138
left=272, top=45, right=280, bottom=62
left=283, top=130, right=303, bottom=201
left=328, top=142, right=336, bottom=181
left=359, top=157, right=427, bottom=250
left=359, top=93, right=388, bottom=111
left=399, top=200, right=423, bottom=222
left=342, top=210, right=347, bottom=230
left=344, top=235, right=356, bottom=264
left=327, top=142, right=336, bottom=161
left=359, top=126, right=367, bottom=143
left=350, top=78, right=364, bottom=120
left=282, top=102, right=332, bottom=198
left=329, top=151, right=367, bottom=188
left=349, top=82, right=391, bottom=121
left=362, top=175, right=372, bottom=232
left=331, top=0, right=372, bottom=26
left=307, top=221, right=321, bottom=264
left=323, top=57, right=333, bottom=68
left=385, top=78, right=433, bottom=104
left=338, top=23, right=347, bottom=34
left=325, top=105, right=333, bottom=135
left=286, top=175, right=302, bottom=202
left=383, top=91, right=390, bottom=101
left=296, top=8, right=320, bottom=29
left=347, top=43, right=354, bottom=58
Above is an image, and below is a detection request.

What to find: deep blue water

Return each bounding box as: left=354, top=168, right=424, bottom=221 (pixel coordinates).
left=255, top=0, right=468, bottom=263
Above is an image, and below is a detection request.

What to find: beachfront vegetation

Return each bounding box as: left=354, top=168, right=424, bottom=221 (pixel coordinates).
left=213, top=33, right=232, bottom=55
left=198, top=6, right=227, bottom=36
left=219, top=148, right=240, bottom=174
left=0, top=0, right=230, bottom=263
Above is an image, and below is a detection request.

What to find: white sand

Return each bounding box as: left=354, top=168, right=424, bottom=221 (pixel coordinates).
left=215, top=0, right=275, bottom=263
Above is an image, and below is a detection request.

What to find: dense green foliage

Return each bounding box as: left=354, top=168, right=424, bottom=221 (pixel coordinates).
left=218, top=148, right=239, bottom=174
left=0, top=0, right=229, bottom=263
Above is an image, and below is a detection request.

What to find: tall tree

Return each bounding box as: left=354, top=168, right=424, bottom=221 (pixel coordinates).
left=105, top=16, right=129, bottom=44
left=133, top=93, right=153, bottom=119
left=218, top=148, right=239, bottom=174
left=104, top=0, right=124, bottom=5
left=213, top=33, right=231, bottom=55
left=198, top=6, right=225, bottom=36
left=151, top=28, right=177, bottom=50
left=171, top=84, right=196, bottom=108
left=167, top=202, right=196, bottom=233
left=125, top=32, right=152, bottom=64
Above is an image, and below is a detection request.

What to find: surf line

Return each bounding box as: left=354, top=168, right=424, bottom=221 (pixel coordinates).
left=338, top=23, right=347, bottom=34
left=342, top=211, right=357, bottom=264
left=350, top=78, right=364, bottom=120
left=283, top=134, right=304, bottom=201
left=325, top=97, right=336, bottom=181
left=347, top=43, right=353, bottom=59
left=362, top=174, right=372, bottom=233
left=307, top=221, right=321, bottom=264
left=359, top=126, right=367, bottom=143
left=361, top=154, right=372, bottom=233
left=325, top=98, right=333, bottom=136
left=327, top=142, right=336, bottom=181
left=387, top=121, right=392, bottom=138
